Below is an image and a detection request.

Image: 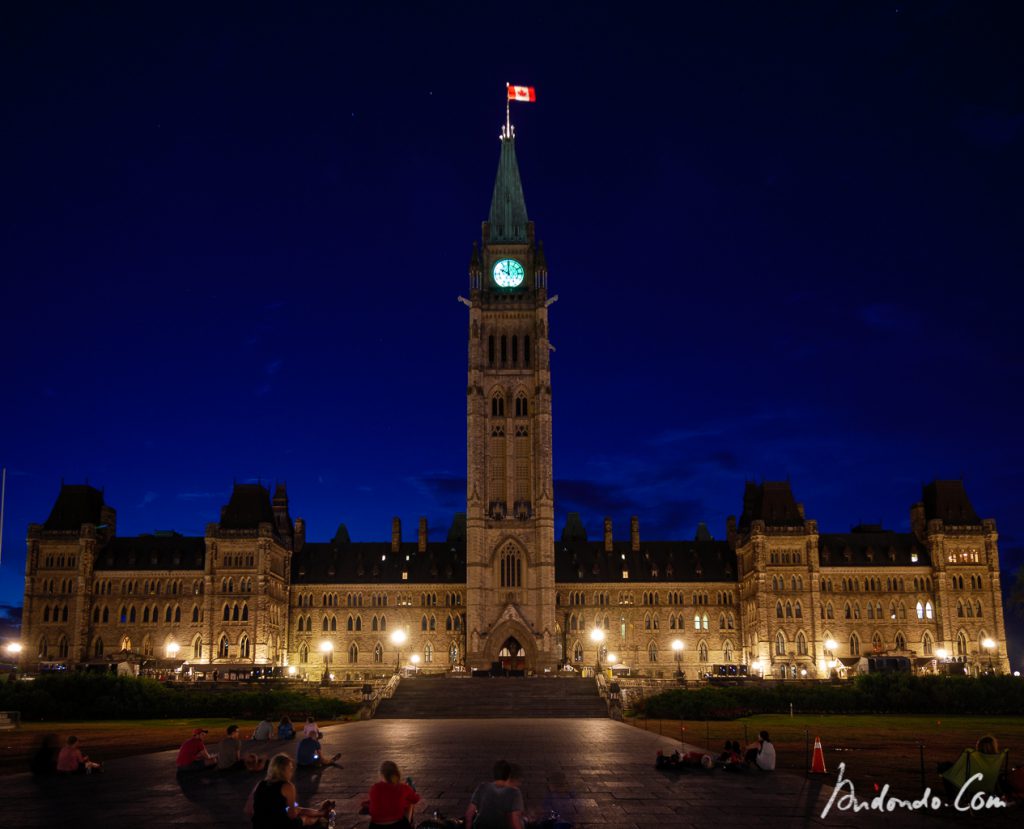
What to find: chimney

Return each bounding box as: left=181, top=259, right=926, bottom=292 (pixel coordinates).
left=910, top=502, right=926, bottom=541
left=294, top=517, right=306, bottom=551
left=418, top=517, right=428, bottom=553
left=603, top=517, right=613, bottom=553
left=630, top=515, right=640, bottom=552
left=391, top=517, right=401, bottom=553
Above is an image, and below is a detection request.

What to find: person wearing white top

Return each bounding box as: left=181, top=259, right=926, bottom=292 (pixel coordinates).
left=745, top=730, right=776, bottom=771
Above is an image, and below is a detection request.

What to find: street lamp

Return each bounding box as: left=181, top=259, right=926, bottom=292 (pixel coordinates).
left=390, top=629, right=408, bottom=673
left=4, top=642, right=22, bottom=657
left=982, top=638, right=996, bottom=674
left=166, top=641, right=180, bottom=659
left=590, top=628, right=605, bottom=674
left=319, top=640, right=333, bottom=684
left=824, top=638, right=838, bottom=675
left=671, top=638, right=684, bottom=679
left=751, top=660, right=763, bottom=679
left=410, top=653, right=421, bottom=673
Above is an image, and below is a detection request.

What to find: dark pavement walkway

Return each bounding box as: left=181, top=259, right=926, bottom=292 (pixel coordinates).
left=4, top=719, right=1018, bottom=828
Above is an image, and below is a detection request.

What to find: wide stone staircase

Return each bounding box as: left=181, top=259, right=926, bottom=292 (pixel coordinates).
left=373, top=675, right=609, bottom=719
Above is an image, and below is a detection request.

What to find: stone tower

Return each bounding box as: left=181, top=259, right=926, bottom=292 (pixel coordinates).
left=463, top=119, right=557, bottom=672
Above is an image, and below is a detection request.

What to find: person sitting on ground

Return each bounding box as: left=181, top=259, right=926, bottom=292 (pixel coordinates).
left=466, top=760, right=524, bottom=829
left=251, top=716, right=275, bottom=741
left=277, top=716, right=295, bottom=741
left=295, top=734, right=342, bottom=770
left=30, top=734, right=60, bottom=777
left=715, top=740, right=742, bottom=768
left=301, top=716, right=321, bottom=741
left=217, top=725, right=267, bottom=772
left=744, top=730, right=776, bottom=771
left=176, top=728, right=218, bottom=773
left=247, top=753, right=335, bottom=828
left=56, top=736, right=102, bottom=773
left=361, top=760, right=421, bottom=829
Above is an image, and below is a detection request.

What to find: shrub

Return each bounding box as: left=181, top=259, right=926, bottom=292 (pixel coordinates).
left=636, top=673, right=1024, bottom=719
left=0, top=674, right=359, bottom=721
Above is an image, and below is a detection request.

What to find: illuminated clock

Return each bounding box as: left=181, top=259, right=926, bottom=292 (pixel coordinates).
left=492, top=258, right=525, bottom=288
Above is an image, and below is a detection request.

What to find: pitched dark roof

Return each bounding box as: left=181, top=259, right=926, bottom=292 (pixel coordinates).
left=555, top=540, right=737, bottom=583
left=292, top=541, right=466, bottom=585
left=818, top=530, right=930, bottom=568
left=219, top=484, right=276, bottom=532
left=738, top=481, right=804, bottom=530
left=488, top=135, right=529, bottom=243
left=95, top=535, right=206, bottom=571
left=923, top=481, right=981, bottom=526
left=44, top=484, right=105, bottom=531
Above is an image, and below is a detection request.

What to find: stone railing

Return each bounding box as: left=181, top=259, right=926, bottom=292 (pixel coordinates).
left=595, top=672, right=623, bottom=720
left=358, top=673, right=401, bottom=719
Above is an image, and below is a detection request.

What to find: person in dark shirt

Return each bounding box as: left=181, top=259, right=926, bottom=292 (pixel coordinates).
left=466, top=760, right=524, bottom=829
left=295, top=735, right=342, bottom=769
left=247, top=753, right=333, bottom=828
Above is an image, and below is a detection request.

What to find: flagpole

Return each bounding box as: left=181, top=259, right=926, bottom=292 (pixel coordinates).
left=505, top=82, right=511, bottom=137
left=0, top=467, right=6, bottom=567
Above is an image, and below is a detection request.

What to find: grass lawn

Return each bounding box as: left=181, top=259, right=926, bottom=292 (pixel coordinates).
left=628, top=714, right=1024, bottom=796
left=0, top=717, right=344, bottom=776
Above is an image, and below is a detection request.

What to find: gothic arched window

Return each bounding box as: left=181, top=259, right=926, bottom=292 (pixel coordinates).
left=500, top=544, right=522, bottom=588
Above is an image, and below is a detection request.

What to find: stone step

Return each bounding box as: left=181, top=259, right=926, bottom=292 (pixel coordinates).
left=374, top=677, right=609, bottom=719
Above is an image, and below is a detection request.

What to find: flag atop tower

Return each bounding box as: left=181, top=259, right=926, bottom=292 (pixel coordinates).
left=507, top=85, right=536, bottom=102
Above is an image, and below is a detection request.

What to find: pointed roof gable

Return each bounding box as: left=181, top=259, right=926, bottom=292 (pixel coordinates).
left=923, top=480, right=981, bottom=525
left=488, top=136, right=529, bottom=243
left=738, top=481, right=804, bottom=530
left=220, top=483, right=275, bottom=531
left=44, top=484, right=106, bottom=531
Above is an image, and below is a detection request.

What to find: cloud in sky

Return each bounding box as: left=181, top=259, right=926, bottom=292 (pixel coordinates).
left=137, top=491, right=158, bottom=507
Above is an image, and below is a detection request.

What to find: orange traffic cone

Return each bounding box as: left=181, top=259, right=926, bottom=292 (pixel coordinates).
left=810, top=736, right=827, bottom=774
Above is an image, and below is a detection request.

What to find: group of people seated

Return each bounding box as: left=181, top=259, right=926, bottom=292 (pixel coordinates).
left=248, top=757, right=528, bottom=829
left=175, top=715, right=340, bottom=776
left=656, top=731, right=775, bottom=772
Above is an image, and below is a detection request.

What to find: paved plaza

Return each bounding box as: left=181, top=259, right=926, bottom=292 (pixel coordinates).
left=4, top=719, right=1019, bottom=828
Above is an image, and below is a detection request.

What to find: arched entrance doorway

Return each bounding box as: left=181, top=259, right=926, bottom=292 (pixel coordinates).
left=498, top=637, right=526, bottom=673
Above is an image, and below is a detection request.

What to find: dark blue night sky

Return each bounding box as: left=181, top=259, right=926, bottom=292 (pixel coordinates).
left=2, top=3, right=1022, bottom=658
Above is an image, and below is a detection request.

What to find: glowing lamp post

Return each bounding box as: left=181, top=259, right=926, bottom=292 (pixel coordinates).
left=590, top=628, right=605, bottom=674
left=671, top=638, right=684, bottom=680
left=166, top=641, right=180, bottom=659
left=5, top=642, right=22, bottom=657
left=319, top=640, right=333, bottom=684
left=390, top=629, right=407, bottom=673
left=982, top=638, right=996, bottom=674
left=824, top=638, right=838, bottom=675
left=410, top=653, right=421, bottom=673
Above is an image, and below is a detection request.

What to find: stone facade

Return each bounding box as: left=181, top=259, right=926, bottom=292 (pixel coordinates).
left=18, top=124, right=1011, bottom=680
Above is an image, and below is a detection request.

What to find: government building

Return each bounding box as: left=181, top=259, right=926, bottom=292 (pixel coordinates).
left=18, top=119, right=1012, bottom=681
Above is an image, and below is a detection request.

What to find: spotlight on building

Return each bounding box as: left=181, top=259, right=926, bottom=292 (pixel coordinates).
left=165, top=641, right=180, bottom=658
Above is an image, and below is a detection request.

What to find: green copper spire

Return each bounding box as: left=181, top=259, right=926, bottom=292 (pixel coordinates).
left=488, top=132, right=529, bottom=243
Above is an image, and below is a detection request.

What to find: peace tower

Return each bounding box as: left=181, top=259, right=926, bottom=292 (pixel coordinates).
left=463, top=119, right=558, bottom=672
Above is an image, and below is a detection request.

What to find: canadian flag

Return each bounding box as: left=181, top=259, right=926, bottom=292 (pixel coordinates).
left=508, top=85, right=537, bottom=102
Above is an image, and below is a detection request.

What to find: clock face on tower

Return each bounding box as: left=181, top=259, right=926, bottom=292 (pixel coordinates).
left=492, top=258, right=525, bottom=288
